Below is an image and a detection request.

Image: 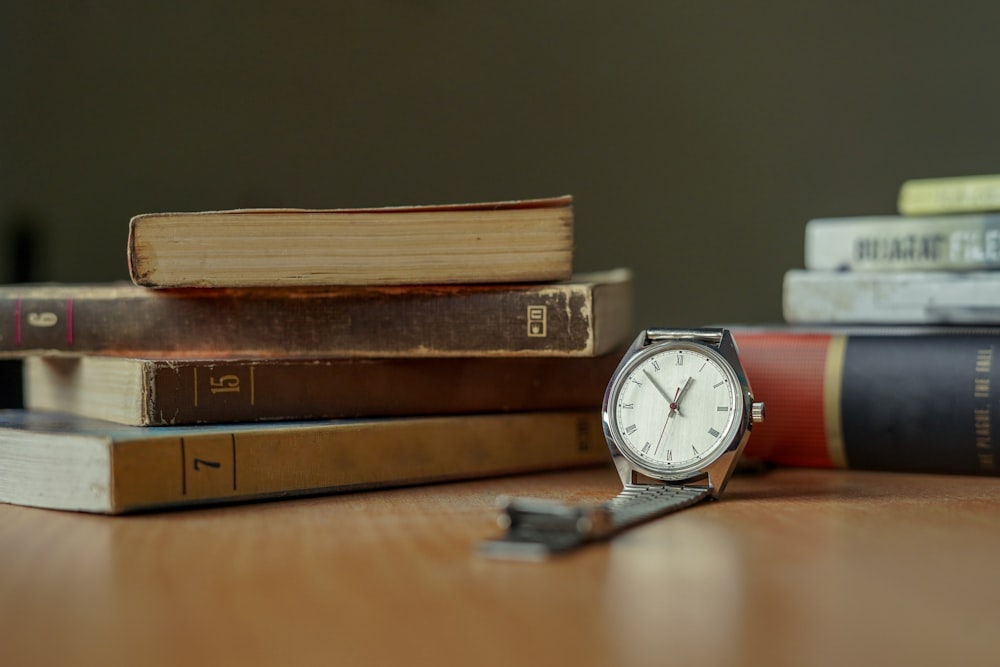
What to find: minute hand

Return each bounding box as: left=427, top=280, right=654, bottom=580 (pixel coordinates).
left=643, top=369, right=674, bottom=403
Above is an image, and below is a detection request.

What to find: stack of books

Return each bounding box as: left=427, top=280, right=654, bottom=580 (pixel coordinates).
left=0, top=196, right=635, bottom=513
left=784, top=174, right=1000, bottom=325
left=731, top=175, right=1000, bottom=478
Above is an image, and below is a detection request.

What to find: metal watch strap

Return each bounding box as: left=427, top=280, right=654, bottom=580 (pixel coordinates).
left=477, top=483, right=711, bottom=560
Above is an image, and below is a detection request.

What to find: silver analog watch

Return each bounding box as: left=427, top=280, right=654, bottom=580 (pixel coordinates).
left=479, top=328, right=765, bottom=559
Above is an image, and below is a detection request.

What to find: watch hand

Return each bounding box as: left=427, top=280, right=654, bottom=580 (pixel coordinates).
left=654, top=377, right=694, bottom=456
left=653, top=411, right=674, bottom=456
left=668, top=377, right=694, bottom=415
left=643, top=369, right=672, bottom=402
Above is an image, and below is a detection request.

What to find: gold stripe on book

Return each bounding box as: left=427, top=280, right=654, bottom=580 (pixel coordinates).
left=823, top=334, right=848, bottom=469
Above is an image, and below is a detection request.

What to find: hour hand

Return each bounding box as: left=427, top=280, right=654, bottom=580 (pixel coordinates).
left=669, top=377, right=694, bottom=415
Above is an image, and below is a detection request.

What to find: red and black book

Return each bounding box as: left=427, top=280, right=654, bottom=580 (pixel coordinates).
left=733, top=326, right=999, bottom=477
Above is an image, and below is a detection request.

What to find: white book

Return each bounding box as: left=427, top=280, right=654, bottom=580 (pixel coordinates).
left=804, top=214, right=1000, bottom=271
left=783, top=270, right=1000, bottom=324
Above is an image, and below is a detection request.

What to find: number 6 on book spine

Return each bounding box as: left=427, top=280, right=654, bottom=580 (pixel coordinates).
left=181, top=435, right=237, bottom=498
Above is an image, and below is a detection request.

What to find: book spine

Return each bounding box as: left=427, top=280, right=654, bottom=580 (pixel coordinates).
left=804, top=215, right=1000, bottom=271
left=782, top=270, right=1000, bottom=325
left=0, top=280, right=627, bottom=358
left=734, top=329, right=1000, bottom=476
left=899, top=175, right=1000, bottom=215
left=25, top=355, right=622, bottom=425
left=109, top=411, right=609, bottom=512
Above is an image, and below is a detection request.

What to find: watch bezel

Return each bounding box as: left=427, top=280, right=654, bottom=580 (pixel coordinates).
left=601, top=336, right=750, bottom=487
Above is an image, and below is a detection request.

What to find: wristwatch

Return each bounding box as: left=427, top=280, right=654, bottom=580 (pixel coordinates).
left=479, top=328, right=765, bottom=559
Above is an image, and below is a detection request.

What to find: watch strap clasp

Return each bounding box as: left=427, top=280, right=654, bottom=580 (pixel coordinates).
left=477, top=485, right=711, bottom=560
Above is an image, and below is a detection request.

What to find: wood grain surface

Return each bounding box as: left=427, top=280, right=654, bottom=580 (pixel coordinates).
left=3, top=465, right=999, bottom=667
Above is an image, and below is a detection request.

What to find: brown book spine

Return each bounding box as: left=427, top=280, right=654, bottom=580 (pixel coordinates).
left=25, top=355, right=623, bottom=425
left=0, top=272, right=631, bottom=358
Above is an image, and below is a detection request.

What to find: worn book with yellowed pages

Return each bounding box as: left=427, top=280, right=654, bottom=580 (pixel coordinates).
left=128, top=196, right=574, bottom=288
left=0, top=409, right=609, bottom=514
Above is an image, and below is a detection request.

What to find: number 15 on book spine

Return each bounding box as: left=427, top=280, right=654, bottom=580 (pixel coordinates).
left=192, top=367, right=255, bottom=408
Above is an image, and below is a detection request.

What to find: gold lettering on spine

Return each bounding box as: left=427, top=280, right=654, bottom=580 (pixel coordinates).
left=975, top=378, right=991, bottom=399
left=977, top=348, right=993, bottom=375
left=974, top=346, right=995, bottom=473
left=974, top=408, right=991, bottom=449
left=823, top=334, right=849, bottom=469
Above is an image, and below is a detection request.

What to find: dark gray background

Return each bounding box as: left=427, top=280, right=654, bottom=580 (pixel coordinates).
left=4, top=2, right=1000, bottom=326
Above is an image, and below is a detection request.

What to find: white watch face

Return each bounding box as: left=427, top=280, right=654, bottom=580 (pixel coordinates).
left=606, top=341, right=744, bottom=479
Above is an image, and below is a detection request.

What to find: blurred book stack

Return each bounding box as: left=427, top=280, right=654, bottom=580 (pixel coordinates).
left=732, top=174, right=1000, bottom=478
left=0, top=196, right=635, bottom=513
left=784, top=173, right=1000, bottom=325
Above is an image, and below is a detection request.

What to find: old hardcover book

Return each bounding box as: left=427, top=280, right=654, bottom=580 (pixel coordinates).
left=128, top=196, right=574, bottom=288
left=783, top=269, right=1000, bottom=324
left=24, top=353, right=622, bottom=426
left=732, top=326, right=1000, bottom=476
left=804, top=213, right=1000, bottom=271
left=0, top=409, right=609, bottom=513
left=0, top=269, right=632, bottom=358
left=898, top=174, right=1000, bottom=215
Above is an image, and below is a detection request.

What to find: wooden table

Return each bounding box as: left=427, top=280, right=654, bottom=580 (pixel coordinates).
left=3, top=464, right=999, bottom=667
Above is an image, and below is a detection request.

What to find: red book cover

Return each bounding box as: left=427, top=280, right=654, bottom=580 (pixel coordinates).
left=734, top=330, right=839, bottom=468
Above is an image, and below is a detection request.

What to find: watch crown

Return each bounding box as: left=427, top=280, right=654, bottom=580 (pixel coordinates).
left=751, top=402, right=766, bottom=424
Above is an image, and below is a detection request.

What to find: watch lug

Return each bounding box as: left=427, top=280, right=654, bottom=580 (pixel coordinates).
left=612, top=454, right=634, bottom=487
left=629, top=329, right=652, bottom=354
left=702, top=429, right=752, bottom=498
left=717, top=330, right=746, bottom=375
